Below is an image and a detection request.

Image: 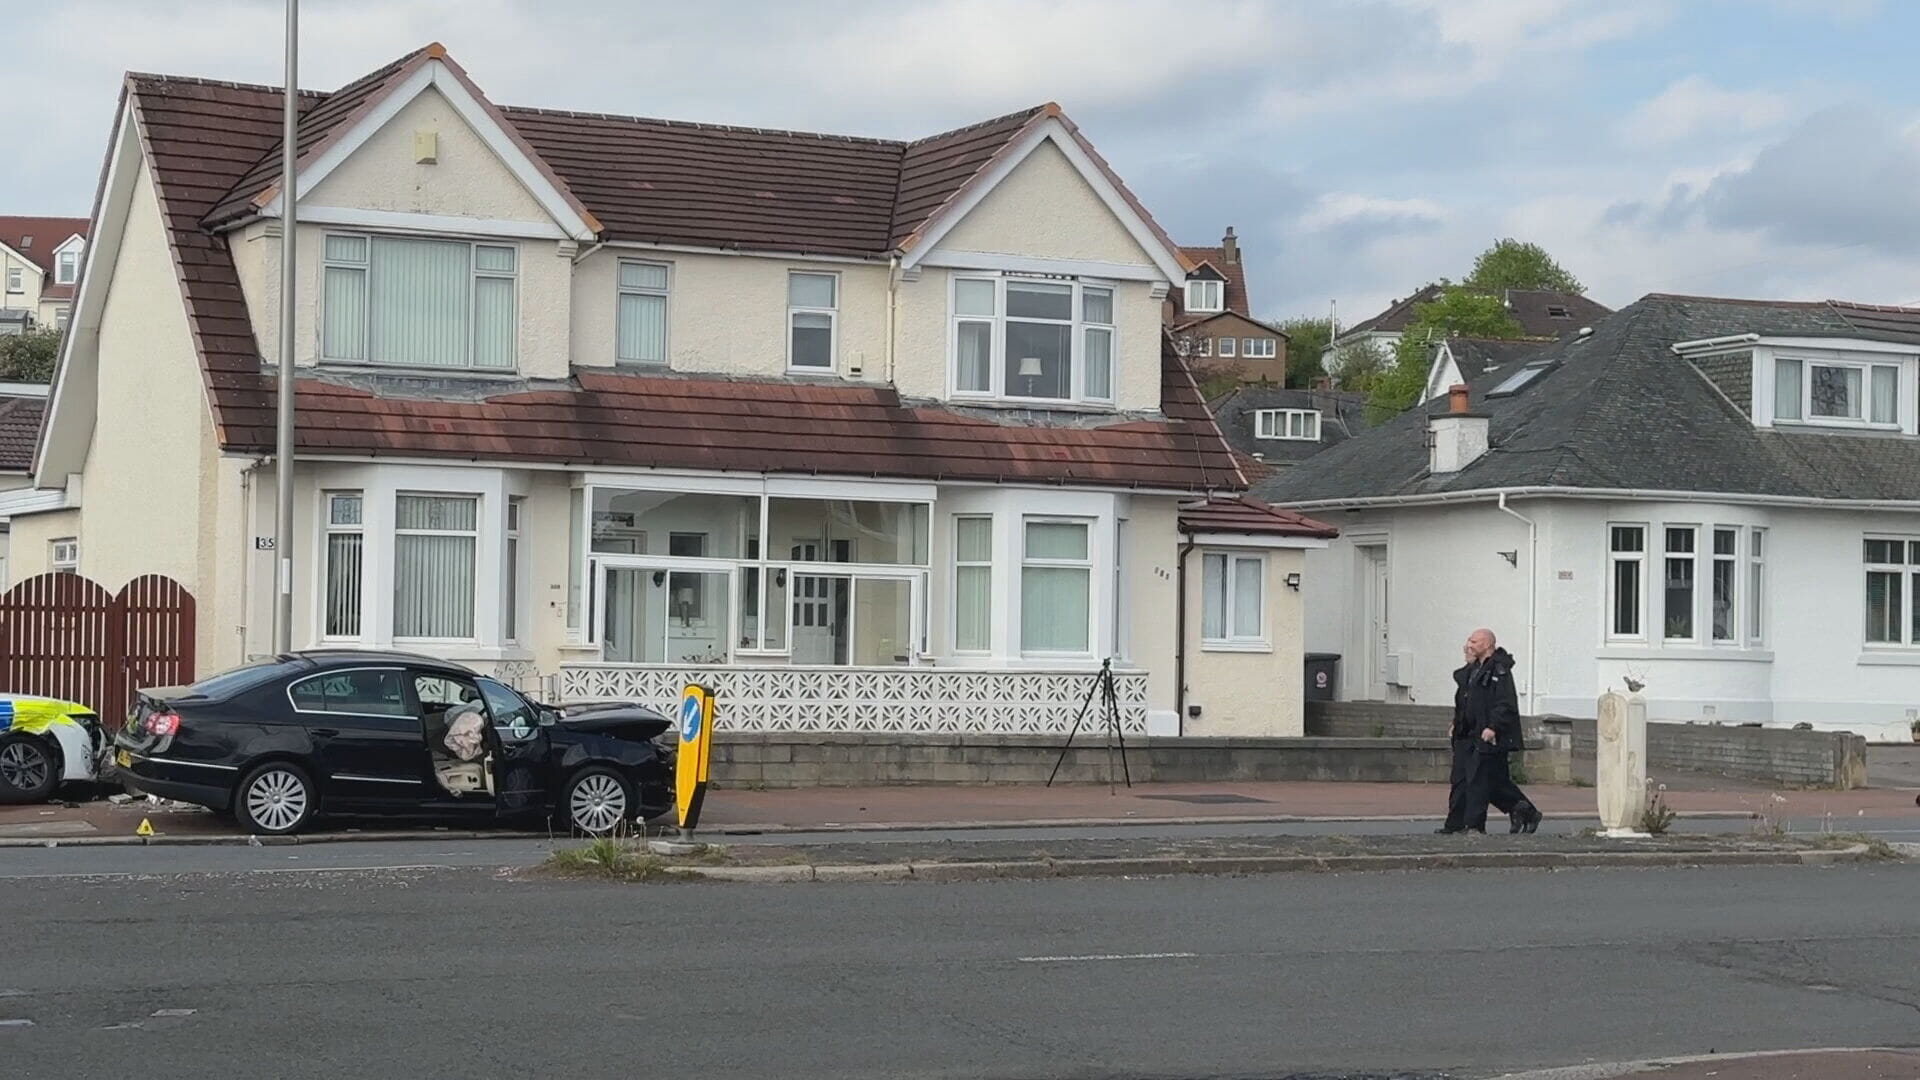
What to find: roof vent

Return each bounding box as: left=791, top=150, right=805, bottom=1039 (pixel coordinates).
left=1577, top=326, right=1594, bottom=339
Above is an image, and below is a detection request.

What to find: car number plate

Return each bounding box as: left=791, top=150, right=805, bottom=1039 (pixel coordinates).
left=116, top=750, right=132, bottom=768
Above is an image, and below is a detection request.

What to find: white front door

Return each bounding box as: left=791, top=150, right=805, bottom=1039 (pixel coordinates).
left=1357, top=545, right=1390, bottom=699
left=790, top=540, right=851, bottom=665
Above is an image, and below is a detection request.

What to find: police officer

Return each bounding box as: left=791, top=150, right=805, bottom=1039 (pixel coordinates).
left=1438, top=628, right=1542, bottom=834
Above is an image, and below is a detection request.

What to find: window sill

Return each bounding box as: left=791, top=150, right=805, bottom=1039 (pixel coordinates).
left=948, top=396, right=1118, bottom=414
left=1857, top=651, right=1920, bottom=666
left=1597, top=646, right=1775, bottom=662
left=311, top=361, right=523, bottom=379
left=1201, top=640, right=1272, bottom=654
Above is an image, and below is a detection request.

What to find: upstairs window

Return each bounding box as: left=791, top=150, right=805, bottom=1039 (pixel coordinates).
left=1774, top=356, right=1901, bottom=426
left=4, top=266, right=20, bottom=294
left=1185, top=279, right=1223, bottom=313
left=788, top=272, right=837, bottom=372
left=322, top=233, right=517, bottom=370
left=1254, top=408, right=1320, bottom=440
left=56, top=249, right=79, bottom=285
left=616, top=261, right=669, bottom=365
left=951, top=275, right=1118, bottom=404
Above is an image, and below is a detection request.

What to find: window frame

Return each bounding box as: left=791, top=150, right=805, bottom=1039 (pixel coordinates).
left=321, top=491, right=365, bottom=641
left=614, top=258, right=671, bottom=366
left=1217, top=336, right=1237, bottom=359
left=1243, top=337, right=1277, bottom=359
left=1710, top=526, right=1739, bottom=645
left=1662, top=524, right=1700, bottom=644
left=1200, top=550, right=1267, bottom=650
left=951, top=514, right=993, bottom=655
left=4, top=265, right=21, bottom=294
left=1605, top=523, right=1648, bottom=643
left=1019, top=515, right=1095, bottom=658
left=392, top=492, right=482, bottom=643
left=503, top=497, right=523, bottom=644
left=786, top=270, right=839, bottom=373
left=319, top=231, right=520, bottom=372
left=1185, top=278, right=1224, bottom=313
left=1773, top=354, right=1903, bottom=429
left=1747, top=528, right=1766, bottom=645
left=947, top=273, right=1121, bottom=406
left=1862, top=536, right=1918, bottom=649
left=55, top=249, right=78, bottom=285
left=1254, top=408, right=1321, bottom=441
left=285, top=667, right=410, bottom=720
left=49, top=537, right=79, bottom=575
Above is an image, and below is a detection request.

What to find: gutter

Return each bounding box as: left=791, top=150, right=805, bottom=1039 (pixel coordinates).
left=1495, top=493, right=1539, bottom=714
left=1279, top=486, right=1920, bottom=514
left=1669, top=332, right=1759, bottom=355
left=1173, top=534, right=1197, bottom=735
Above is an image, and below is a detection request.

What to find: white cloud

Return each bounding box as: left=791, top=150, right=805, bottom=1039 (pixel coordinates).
left=1297, top=193, right=1447, bottom=233
left=1618, top=75, right=1795, bottom=147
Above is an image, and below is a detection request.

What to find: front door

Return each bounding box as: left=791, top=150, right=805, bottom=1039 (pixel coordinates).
left=288, top=666, right=425, bottom=809
left=1357, top=545, right=1390, bottom=700
left=790, top=540, right=852, bottom=665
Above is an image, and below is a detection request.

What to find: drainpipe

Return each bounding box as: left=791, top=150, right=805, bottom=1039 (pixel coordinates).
left=238, top=456, right=271, bottom=658
left=884, top=254, right=899, bottom=383
left=1495, top=492, right=1539, bottom=714
left=1173, top=535, right=1197, bottom=735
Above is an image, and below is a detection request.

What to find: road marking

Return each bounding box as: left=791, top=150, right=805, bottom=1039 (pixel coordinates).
left=151, top=1008, right=196, bottom=1017
left=1016, top=952, right=1199, bottom=963
left=0, top=1019, right=33, bottom=1028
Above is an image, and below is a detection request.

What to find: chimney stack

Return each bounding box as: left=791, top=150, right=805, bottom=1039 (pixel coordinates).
left=1429, top=383, right=1489, bottom=474
left=1222, top=226, right=1239, bottom=263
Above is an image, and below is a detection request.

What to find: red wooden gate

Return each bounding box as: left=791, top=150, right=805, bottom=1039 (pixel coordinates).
left=0, top=572, right=196, bottom=720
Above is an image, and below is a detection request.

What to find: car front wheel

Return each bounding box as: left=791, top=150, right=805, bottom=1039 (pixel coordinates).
left=565, top=766, right=632, bottom=836
left=235, top=762, right=316, bottom=835
left=0, top=734, right=59, bottom=804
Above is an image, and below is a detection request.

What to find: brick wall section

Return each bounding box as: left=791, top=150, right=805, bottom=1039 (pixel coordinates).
left=1567, top=718, right=1867, bottom=789
left=1303, top=702, right=1573, bottom=783
left=709, top=734, right=1453, bottom=787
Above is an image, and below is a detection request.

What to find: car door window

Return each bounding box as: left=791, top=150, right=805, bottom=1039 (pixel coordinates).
left=476, top=678, right=537, bottom=743
left=288, top=669, right=409, bottom=716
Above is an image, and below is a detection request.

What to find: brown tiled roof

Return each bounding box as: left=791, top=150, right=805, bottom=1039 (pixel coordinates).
left=891, top=106, right=1050, bottom=250
left=207, top=343, right=1240, bottom=492
left=0, top=216, right=89, bottom=275
left=1174, top=245, right=1249, bottom=317
left=1343, top=285, right=1612, bottom=339
left=1178, top=495, right=1337, bottom=539
left=0, top=394, right=46, bottom=472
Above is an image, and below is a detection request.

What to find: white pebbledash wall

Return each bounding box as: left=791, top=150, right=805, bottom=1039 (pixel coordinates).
left=1301, top=497, right=1920, bottom=742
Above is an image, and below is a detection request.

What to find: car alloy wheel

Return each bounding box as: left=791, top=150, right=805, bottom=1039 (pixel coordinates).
left=568, top=769, right=629, bottom=836
left=240, top=764, right=312, bottom=835
left=0, top=737, right=56, bottom=802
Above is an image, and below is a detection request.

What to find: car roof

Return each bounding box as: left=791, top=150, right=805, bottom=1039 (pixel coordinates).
left=279, top=650, right=478, bottom=675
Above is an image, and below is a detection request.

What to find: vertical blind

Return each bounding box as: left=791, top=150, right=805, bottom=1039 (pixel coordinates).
left=954, top=517, right=992, bottom=651
left=1022, top=520, right=1090, bottom=652
left=323, top=234, right=516, bottom=368
left=394, top=495, right=478, bottom=639
left=324, top=493, right=363, bottom=638
left=617, top=261, right=668, bottom=364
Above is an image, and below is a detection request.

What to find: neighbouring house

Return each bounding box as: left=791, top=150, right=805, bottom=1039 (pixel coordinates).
left=1165, top=227, right=1288, bottom=385
left=1325, top=284, right=1608, bottom=374
left=1207, top=384, right=1367, bottom=475
left=1260, top=291, right=1920, bottom=742
left=0, top=382, right=49, bottom=586
left=15, top=44, right=1338, bottom=739
left=0, top=216, right=90, bottom=332
left=1418, top=335, right=1553, bottom=403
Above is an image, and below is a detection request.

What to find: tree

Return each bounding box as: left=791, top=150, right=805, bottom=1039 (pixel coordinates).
left=1364, top=286, right=1525, bottom=422
left=0, top=328, right=60, bottom=383
left=1466, top=238, right=1584, bottom=295
left=1328, top=339, right=1389, bottom=391
left=1276, top=316, right=1334, bottom=387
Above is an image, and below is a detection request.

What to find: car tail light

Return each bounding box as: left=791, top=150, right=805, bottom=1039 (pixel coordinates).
left=146, top=712, right=182, bottom=737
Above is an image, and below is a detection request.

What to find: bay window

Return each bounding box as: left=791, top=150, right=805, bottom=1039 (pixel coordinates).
left=953, top=516, right=992, bottom=653
left=1201, top=551, right=1264, bottom=647
left=1711, top=527, right=1738, bottom=643
left=322, top=233, right=517, bottom=370
left=1021, top=518, right=1092, bottom=654
left=503, top=498, right=523, bottom=643
left=615, top=260, right=669, bottom=364
left=1864, top=538, right=1918, bottom=647
left=393, top=494, right=478, bottom=640
left=951, top=274, right=1120, bottom=404
left=323, top=492, right=364, bottom=638
left=1748, top=528, right=1765, bottom=643
left=1662, top=526, right=1697, bottom=642
left=1607, top=524, right=1646, bottom=640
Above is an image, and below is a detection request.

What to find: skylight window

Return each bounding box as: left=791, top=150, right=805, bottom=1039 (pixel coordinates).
left=1547, top=304, right=1570, bottom=318
left=1487, top=359, right=1555, bottom=397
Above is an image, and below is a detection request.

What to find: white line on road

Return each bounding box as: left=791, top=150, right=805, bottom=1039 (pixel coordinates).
left=248, top=864, right=457, bottom=874
left=0, top=1019, right=34, bottom=1028
left=1016, top=952, right=1199, bottom=963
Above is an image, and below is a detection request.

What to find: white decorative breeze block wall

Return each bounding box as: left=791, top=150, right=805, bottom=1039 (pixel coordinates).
left=557, top=665, right=1148, bottom=735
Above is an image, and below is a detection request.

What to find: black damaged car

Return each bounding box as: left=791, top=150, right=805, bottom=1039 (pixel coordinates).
left=113, top=650, right=674, bottom=836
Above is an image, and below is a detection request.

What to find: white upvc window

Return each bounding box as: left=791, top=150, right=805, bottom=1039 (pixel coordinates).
left=1195, top=336, right=1212, bottom=358
left=1185, top=278, right=1223, bottom=313
left=615, top=260, right=670, bottom=365
left=1201, top=551, right=1265, bottom=647
left=1710, top=526, right=1739, bottom=644
left=503, top=497, right=524, bottom=644
left=4, top=266, right=20, bottom=293
left=788, top=271, right=838, bottom=371
left=1747, top=528, right=1766, bottom=644
left=56, top=249, right=78, bottom=285
left=1243, top=337, right=1277, bottom=359
left=321, top=232, right=518, bottom=370
left=50, top=538, right=78, bottom=574
left=1662, top=525, right=1699, bottom=643
left=1217, top=336, right=1237, bottom=359
left=393, top=493, right=480, bottom=641
left=1863, top=537, right=1919, bottom=648
left=952, top=515, right=993, bottom=653
left=1255, top=408, right=1320, bottom=441
left=1606, top=524, right=1647, bottom=641
left=322, top=492, right=364, bottom=638
left=1020, top=517, right=1092, bottom=655
left=949, top=274, right=1119, bottom=405
left=54, top=308, right=70, bottom=331
left=1773, top=355, right=1902, bottom=427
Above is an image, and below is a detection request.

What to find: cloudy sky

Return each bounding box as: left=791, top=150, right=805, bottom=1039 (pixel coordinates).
left=7, top=0, right=1918, bottom=323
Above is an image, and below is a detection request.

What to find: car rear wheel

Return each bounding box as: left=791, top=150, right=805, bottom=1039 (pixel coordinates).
left=235, top=762, right=316, bottom=836
left=566, top=767, right=632, bottom=836
left=0, top=734, right=59, bottom=804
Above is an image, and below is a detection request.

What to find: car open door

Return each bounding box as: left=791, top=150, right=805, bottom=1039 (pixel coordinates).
left=474, top=678, right=552, bottom=819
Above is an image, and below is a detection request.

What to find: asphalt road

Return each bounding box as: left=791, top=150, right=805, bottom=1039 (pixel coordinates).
left=5, top=861, right=1918, bottom=1079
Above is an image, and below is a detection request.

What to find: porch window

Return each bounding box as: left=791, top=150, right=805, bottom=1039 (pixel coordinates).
left=503, top=498, right=523, bottom=643
left=323, top=492, right=364, bottom=638
left=393, top=494, right=478, bottom=640
left=1606, top=524, right=1645, bottom=640
left=615, top=260, right=669, bottom=365
left=1021, top=518, right=1091, bottom=654
left=1863, top=538, right=1918, bottom=647
left=1711, top=527, right=1738, bottom=643
left=950, top=274, right=1119, bottom=404
left=1201, top=551, right=1264, bottom=646
left=953, top=516, right=992, bottom=652
left=1662, top=526, right=1697, bottom=643
left=321, top=233, right=517, bottom=370
left=788, top=272, right=837, bottom=371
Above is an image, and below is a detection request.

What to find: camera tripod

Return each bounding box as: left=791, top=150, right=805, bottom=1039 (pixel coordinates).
left=1045, top=658, right=1132, bottom=791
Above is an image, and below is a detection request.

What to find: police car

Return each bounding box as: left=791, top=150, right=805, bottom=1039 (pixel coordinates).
left=0, top=693, right=107, bottom=804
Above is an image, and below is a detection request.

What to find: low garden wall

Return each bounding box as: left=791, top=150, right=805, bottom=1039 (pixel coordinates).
left=1303, top=702, right=1572, bottom=784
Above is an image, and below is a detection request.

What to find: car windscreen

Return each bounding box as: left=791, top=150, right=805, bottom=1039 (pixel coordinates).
left=184, top=659, right=306, bottom=701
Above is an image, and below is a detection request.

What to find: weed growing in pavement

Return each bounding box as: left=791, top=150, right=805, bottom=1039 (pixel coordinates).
left=1747, top=792, right=1790, bottom=837
left=1814, top=833, right=1901, bottom=860
left=1638, top=781, right=1676, bottom=835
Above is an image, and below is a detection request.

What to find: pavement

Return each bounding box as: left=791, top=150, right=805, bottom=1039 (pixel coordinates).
left=5, top=861, right=1918, bottom=1078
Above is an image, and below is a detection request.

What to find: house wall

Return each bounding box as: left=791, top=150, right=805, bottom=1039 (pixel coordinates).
left=304, top=88, right=554, bottom=223
left=939, top=140, right=1155, bottom=266
left=2, top=245, right=42, bottom=319
left=4, top=508, right=79, bottom=579
left=1182, top=545, right=1308, bottom=737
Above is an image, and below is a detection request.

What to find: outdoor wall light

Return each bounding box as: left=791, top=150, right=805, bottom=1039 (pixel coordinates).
left=1497, top=550, right=1519, bottom=567
left=1285, top=572, right=1302, bottom=590
left=651, top=570, right=666, bottom=587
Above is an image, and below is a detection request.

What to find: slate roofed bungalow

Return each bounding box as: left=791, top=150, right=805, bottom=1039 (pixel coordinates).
left=1260, top=292, right=1920, bottom=741
left=16, top=44, right=1336, bottom=740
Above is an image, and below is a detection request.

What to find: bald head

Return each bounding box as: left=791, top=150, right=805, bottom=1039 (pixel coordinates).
left=1465, top=628, right=1497, bottom=661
